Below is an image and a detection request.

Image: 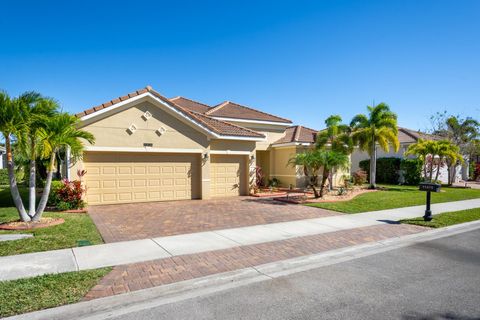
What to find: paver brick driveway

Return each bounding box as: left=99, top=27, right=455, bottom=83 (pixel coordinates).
left=88, top=197, right=339, bottom=242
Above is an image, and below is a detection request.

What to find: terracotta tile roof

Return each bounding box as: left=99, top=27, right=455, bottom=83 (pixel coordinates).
left=205, top=101, right=292, bottom=124
left=398, top=127, right=441, bottom=143
left=169, top=96, right=211, bottom=113
left=75, top=86, right=264, bottom=139
left=273, top=126, right=318, bottom=144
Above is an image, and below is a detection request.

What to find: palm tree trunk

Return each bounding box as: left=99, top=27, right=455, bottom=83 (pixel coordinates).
left=28, top=155, right=36, bottom=217
left=5, top=135, right=30, bottom=222
left=33, top=154, right=55, bottom=221
left=434, top=159, right=441, bottom=182
left=319, top=169, right=330, bottom=197
left=369, top=142, right=377, bottom=189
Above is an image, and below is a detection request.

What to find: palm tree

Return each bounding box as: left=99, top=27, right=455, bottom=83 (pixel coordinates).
left=33, top=113, right=94, bottom=220
left=316, top=150, right=350, bottom=197
left=288, top=149, right=349, bottom=198
left=405, top=139, right=463, bottom=183
left=288, top=149, right=323, bottom=198
left=316, top=115, right=353, bottom=190
left=350, top=103, right=399, bottom=189
left=16, top=93, right=57, bottom=216
left=0, top=91, right=31, bottom=221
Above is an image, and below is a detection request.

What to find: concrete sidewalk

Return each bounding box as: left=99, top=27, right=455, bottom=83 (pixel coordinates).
left=1, top=198, right=479, bottom=282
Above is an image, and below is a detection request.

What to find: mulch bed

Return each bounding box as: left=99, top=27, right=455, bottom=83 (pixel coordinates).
left=0, top=217, right=65, bottom=230
left=275, top=188, right=377, bottom=204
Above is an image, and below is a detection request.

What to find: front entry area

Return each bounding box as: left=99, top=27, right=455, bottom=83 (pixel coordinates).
left=209, top=154, right=247, bottom=197
left=83, top=152, right=201, bottom=205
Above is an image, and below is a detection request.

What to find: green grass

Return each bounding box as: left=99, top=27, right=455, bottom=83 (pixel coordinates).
left=0, top=207, right=104, bottom=256
left=0, top=268, right=111, bottom=318
left=400, top=207, right=480, bottom=228
left=306, top=184, right=480, bottom=213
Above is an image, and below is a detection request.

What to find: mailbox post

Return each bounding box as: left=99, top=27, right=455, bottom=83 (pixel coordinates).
left=419, top=183, right=441, bottom=221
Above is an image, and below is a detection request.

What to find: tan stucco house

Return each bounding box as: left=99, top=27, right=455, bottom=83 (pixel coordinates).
left=69, top=86, right=334, bottom=205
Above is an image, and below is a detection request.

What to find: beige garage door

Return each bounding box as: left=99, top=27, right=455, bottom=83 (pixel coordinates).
left=83, top=152, right=200, bottom=205
left=210, top=155, right=247, bottom=197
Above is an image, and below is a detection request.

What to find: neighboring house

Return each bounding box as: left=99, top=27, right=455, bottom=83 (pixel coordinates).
left=0, top=146, right=5, bottom=169
left=350, top=127, right=465, bottom=184
left=69, top=86, right=336, bottom=205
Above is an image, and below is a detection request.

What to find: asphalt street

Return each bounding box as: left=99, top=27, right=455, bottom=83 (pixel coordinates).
left=112, top=229, right=480, bottom=320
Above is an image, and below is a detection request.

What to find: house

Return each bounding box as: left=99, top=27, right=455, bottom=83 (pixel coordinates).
left=0, top=146, right=5, bottom=169
left=350, top=127, right=466, bottom=184
left=69, top=86, right=341, bottom=205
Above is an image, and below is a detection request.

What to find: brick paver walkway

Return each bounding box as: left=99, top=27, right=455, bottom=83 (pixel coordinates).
left=89, top=197, right=338, bottom=242
left=84, top=223, right=426, bottom=300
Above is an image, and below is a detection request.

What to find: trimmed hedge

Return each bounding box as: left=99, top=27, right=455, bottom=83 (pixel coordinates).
left=359, top=157, right=422, bottom=185
left=359, top=157, right=401, bottom=184
left=0, top=169, right=8, bottom=186
left=400, top=158, right=423, bottom=185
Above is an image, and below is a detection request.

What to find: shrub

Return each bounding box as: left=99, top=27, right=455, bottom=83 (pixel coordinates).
left=400, top=158, right=423, bottom=185
left=0, top=169, right=8, bottom=186
left=352, top=170, right=367, bottom=185
left=359, top=157, right=401, bottom=184
left=268, top=177, right=281, bottom=188
left=48, top=179, right=86, bottom=210
left=475, top=163, right=480, bottom=181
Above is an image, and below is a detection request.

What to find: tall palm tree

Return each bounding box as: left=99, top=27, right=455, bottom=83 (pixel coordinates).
left=33, top=113, right=94, bottom=220
left=316, top=150, right=350, bottom=197
left=350, top=103, right=399, bottom=189
left=17, top=93, right=57, bottom=216
left=0, top=91, right=31, bottom=221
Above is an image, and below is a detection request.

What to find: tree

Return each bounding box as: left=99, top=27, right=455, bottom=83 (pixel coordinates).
left=350, top=103, right=399, bottom=189
left=16, top=93, right=57, bottom=216
left=288, top=149, right=349, bottom=198
left=316, top=115, right=353, bottom=190
left=429, top=112, right=479, bottom=184
left=33, top=113, right=94, bottom=220
left=405, top=139, right=463, bottom=183
left=288, top=149, right=323, bottom=198
left=0, top=91, right=30, bottom=221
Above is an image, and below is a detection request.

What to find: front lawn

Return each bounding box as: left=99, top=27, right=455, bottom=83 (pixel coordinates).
left=400, top=207, right=480, bottom=228
left=0, top=268, right=111, bottom=318
left=306, top=185, right=480, bottom=213
left=0, top=207, right=104, bottom=256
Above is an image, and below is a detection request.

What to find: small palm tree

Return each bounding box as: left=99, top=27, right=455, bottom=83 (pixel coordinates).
left=33, top=113, right=95, bottom=221
left=289, top=149, right=349, bottom=198
left=317, top=150, right=350, bottom=197
left=405, top=139, right=463, bottom=183
left=316, top=115, right=353, bottom=191
left=351, top=103, right=399, bottom=189
left=0, top=91, right=31, bottom=221
left=288, top=149, right=324, bottom=198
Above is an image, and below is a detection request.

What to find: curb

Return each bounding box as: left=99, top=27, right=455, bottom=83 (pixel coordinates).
left=7, top=220, right=480, bottom=320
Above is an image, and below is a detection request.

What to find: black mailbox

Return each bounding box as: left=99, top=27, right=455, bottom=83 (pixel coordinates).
left=419, top=183, right=441, bottom=192
left=419, top=182, right=441, bottom=221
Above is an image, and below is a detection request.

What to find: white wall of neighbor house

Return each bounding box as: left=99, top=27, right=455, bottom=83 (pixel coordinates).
left=0, top=149, right=5, bottom=169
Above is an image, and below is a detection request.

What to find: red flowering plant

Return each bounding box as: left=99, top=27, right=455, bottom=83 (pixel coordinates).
left=48, top=179, right=86, bottom=210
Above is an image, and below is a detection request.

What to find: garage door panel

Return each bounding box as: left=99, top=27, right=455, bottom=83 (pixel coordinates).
left=210, top=155, right=246, bottom=198
left=84, top=152, right=200, bottom=205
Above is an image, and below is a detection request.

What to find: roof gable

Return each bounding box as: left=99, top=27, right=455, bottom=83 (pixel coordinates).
left=206, top=101, right=292, bottom=124
left=75, top=87, right=265, bottom=140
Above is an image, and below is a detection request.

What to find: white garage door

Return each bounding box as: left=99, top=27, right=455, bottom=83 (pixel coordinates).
left=83, top=152, right=200, bottom=205
left=210, top=155, right=247, bottom=197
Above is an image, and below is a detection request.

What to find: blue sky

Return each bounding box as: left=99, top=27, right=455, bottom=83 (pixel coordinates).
left=1, top=0, right=479, bottom=131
